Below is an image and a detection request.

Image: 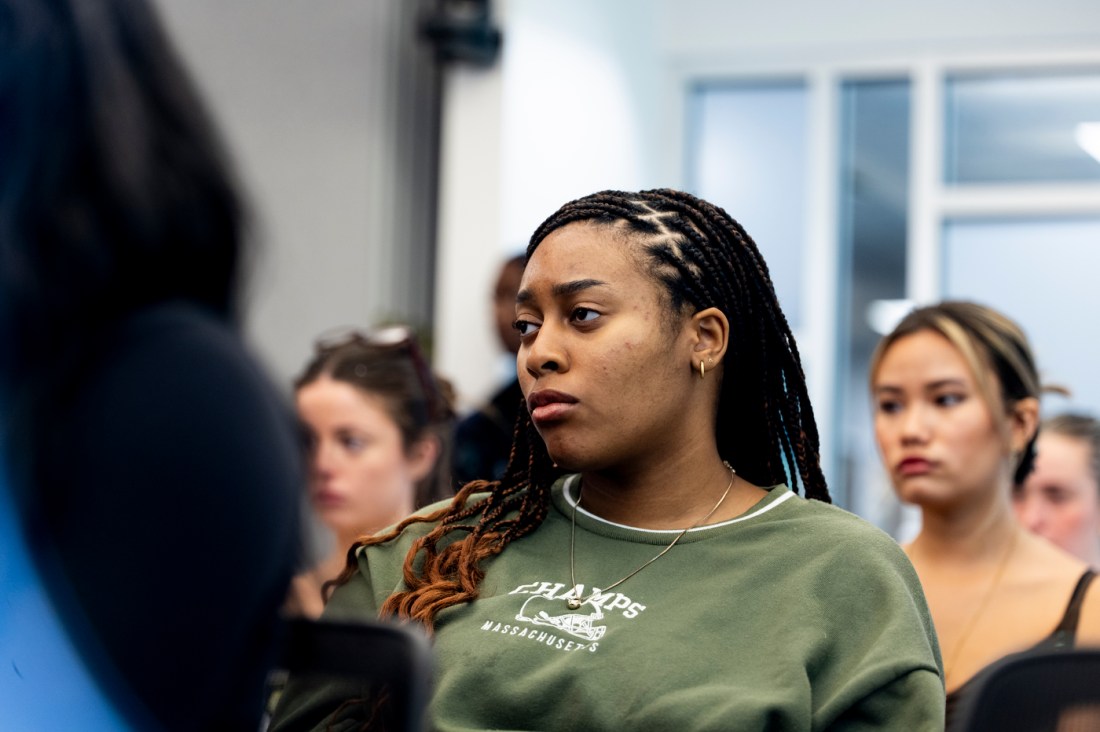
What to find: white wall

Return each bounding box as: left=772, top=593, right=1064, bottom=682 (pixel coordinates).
left=153, top=0, right=399, bottom=388
left=656, top=0, right=1100, bottom=56
left=433, top=61, right=509, bottom=413
left=497, top=0, right=663, bottom=245
left=435, top=0, right=666, bottom=410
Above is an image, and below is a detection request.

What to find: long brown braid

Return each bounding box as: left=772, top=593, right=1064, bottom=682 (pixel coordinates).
left=329, top=188, right=829, bottom=632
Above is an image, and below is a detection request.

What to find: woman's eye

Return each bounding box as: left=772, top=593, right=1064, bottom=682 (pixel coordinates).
left=936, top=393, right=965, bottom=407
left=513, top=318, right=540, bottom=336
left=876, top=399, right=902, bottom=414
left=571, top=307, right=600, bottom=323
left=1044, top=488, right=1071, bottom=505
left=341, top=435, right=366, bottom=452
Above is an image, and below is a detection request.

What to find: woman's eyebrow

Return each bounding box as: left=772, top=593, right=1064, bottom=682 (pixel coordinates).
left=516, top=278, right=609, bottom=305
left=926, top=378, right=968, bottom=390
left=552, top=278, right=608, bottom=297
left=873, top=378, right=968, bottom=393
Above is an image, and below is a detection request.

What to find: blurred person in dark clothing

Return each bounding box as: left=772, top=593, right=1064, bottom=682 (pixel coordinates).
left=0, top=0, right=301, bottom=729
left=452, top=254, right=525, bottom=483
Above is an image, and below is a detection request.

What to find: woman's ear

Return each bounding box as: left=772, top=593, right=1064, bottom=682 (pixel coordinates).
left=689, top=307, right=730, bottom=369
left=407, top=434, right=441, bottom=483
left=1008, top=396, right=1040, bottom=454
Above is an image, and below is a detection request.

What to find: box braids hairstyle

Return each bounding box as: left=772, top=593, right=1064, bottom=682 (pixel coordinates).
left=329, top=188, right=829, bottom=632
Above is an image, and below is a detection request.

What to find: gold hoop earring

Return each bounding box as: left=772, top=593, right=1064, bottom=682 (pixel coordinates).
left=698, top=360, right=706, bottom=379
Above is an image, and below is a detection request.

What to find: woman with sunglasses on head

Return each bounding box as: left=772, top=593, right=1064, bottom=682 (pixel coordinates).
left=869, top=302, right=1100, bottom=728
left=287, top=329, right=457, bottom=618
left=272, top=189, right=943, bottom=731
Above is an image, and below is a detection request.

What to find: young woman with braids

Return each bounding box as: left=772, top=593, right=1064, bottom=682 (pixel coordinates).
left=271, top=189, right=944, bottom=731
left=869, top=302, right=1100, bottom=728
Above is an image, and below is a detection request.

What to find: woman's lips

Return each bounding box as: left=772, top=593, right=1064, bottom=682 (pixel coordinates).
left=531, top=401, right=576, bottom=422
left=527, top=390, right=578, bottom=424
left=897, top=457, right=933, bottom=476
left=312, top=490, right=346, bottom=509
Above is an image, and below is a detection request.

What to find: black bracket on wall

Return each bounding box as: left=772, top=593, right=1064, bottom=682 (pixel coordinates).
left=420, top=0, right=502, bottom=67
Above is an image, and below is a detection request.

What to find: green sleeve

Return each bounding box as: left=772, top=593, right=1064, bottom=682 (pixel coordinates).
left=826, top=668, right=945, bottom=731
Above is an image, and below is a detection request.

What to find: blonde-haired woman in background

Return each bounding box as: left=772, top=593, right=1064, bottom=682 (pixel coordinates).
left=870, top=301, right=1100, bottom=728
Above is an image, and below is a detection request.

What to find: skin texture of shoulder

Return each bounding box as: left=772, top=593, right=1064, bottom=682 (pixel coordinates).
left=909, top=528, right=1096, bottom=692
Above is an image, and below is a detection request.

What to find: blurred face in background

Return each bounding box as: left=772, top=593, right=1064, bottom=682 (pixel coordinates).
left=872, top=330, right=1017, bottom=511
left=494, top=259, right=525, bottom=356
left=296, top=376, right=434, bottom=540
left=1015, top=432, right=1100, bottom=565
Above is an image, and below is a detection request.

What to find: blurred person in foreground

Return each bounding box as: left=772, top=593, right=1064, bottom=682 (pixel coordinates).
left=288, top=328, right=456, bottom=618
left=0, top=0, right=301, bottom=729
left=452, top=253, right=525, bottom=484
left=870, top=301, right=1100, bottom=728
left=1015, top=413, right=1100, bottom=568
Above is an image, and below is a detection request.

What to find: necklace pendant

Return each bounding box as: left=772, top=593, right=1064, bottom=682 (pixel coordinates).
left=567, top=597, right=583, bottom=610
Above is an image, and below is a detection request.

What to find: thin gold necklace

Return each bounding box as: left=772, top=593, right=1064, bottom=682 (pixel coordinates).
left=943, top=529, right=1018, bottom=685
left=566, top=461, right=736, bottom=609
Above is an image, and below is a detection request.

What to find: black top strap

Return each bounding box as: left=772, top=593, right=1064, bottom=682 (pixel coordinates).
left=947, top=570, right=1097, bottom=728
left=1049, top=570, right=1097, bottom=646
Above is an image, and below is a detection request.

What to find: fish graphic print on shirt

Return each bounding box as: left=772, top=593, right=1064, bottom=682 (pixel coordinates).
left=475, top=580, right=648, bottom=651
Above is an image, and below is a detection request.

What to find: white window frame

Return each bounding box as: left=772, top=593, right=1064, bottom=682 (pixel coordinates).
left=666, top=47, right=1100, bottom=491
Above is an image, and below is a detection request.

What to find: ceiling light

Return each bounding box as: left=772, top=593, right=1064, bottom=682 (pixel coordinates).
left=866, top=299, right=915, bottom=336
left=1075, top=122, right=1100, bottom=163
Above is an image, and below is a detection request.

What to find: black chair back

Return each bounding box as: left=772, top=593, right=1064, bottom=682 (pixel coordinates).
left=269, top=617, right=433, bottom=732
left=953, top=648, right=1100, bottom=732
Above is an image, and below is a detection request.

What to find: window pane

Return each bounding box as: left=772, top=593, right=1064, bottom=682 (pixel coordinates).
left=835, top=80, right=910, bottom=525
left=945, top=71, right=1100, bottom=184
left=944, top=217, right=1100, bottom=416
left=687, top=82, right=807, bottom=329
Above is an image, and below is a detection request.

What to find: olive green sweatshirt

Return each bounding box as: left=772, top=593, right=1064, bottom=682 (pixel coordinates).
left=272, top=478, right=944, bottom=731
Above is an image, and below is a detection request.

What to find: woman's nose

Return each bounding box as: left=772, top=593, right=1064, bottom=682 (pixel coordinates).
left=523, top=324, right=566, bottom=378
left=899, top=403, right=931, bottom=444
left=312, top=440, right=337, bottom=477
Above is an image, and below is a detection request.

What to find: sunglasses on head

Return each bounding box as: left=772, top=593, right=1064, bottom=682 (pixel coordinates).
left=314, top=325, right=443, bottom=422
